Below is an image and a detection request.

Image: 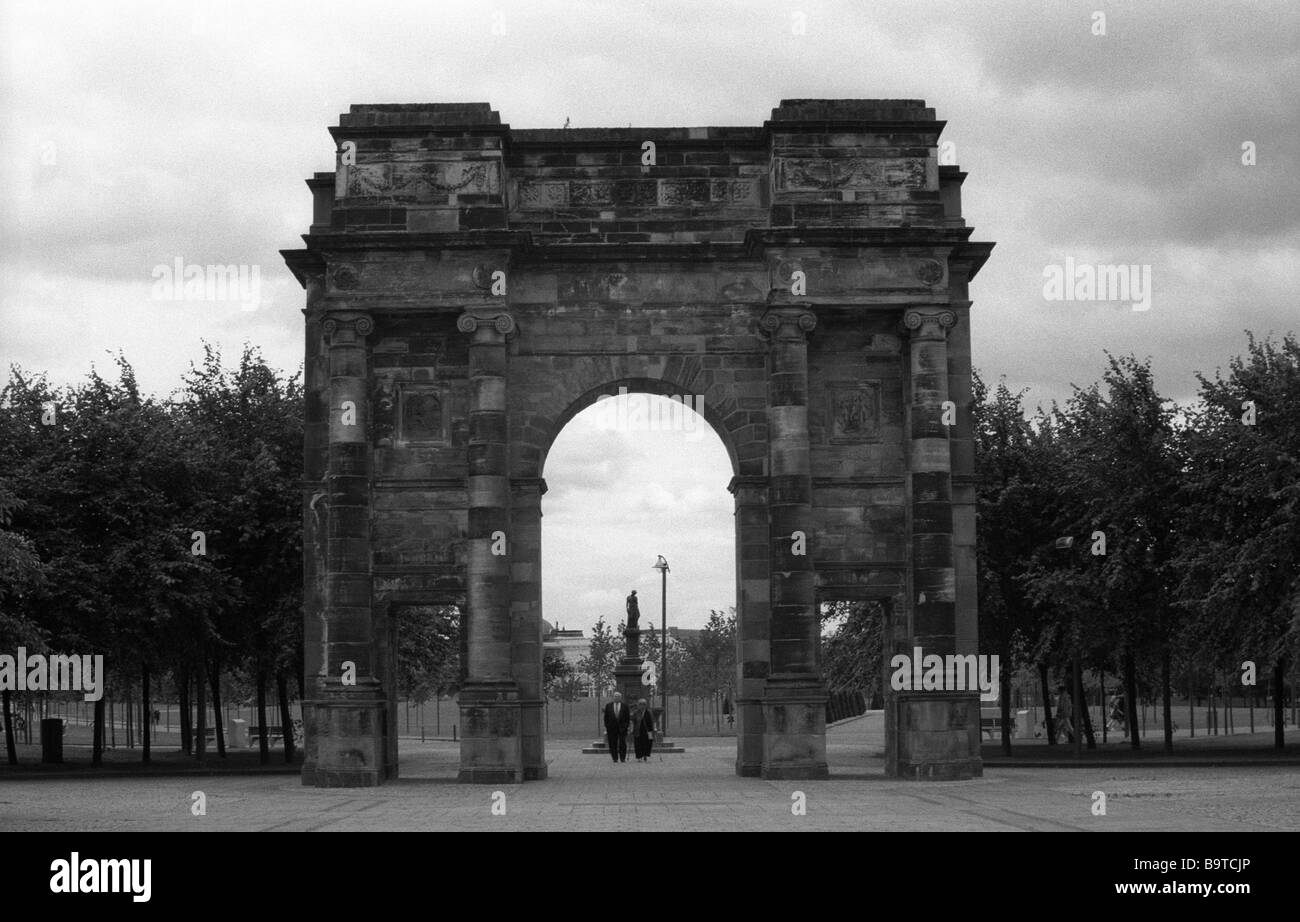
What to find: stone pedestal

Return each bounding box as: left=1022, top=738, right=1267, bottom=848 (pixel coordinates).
left=458, top=680, right=522, bottom=784
left=887, top=693, right=982, bottom=780
left=302, top=680, right=387, bottom=787
left=760, top=676, right=829, bottom=779
left=618, top=628, right=657, bottom=705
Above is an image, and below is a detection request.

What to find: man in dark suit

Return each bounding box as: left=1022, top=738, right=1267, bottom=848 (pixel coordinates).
left=603, top=692, right=630, bottom=763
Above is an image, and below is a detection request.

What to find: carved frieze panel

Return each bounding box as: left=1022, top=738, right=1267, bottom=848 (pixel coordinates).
left=343, top=159, right=501, bottom=199
left=776, top=157, right=926, bottom=191
left=827, top=381, right=882, bottom=442
left=398, top=385, right=449, bottom=444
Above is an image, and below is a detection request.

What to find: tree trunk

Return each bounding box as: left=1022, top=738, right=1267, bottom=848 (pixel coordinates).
left=2, top=690, right=16, bottom=765
left=1274, top=657, right=1286, bottom=750
left=1161, top=647, right=1173, bottom=753
left=256, top=667, right=270, bottom=765
left=195, top=656, right=208, bottom=762
left=1124, top=648, right=1140, bottom=750
left=1079, top=668, right=1096, bottom=749
left=277, top=671, right=296, bottom=763
left=1038, top=662, right=1056, bottom=745
left=1099, top=671, right=1108, bottom=744
left=92, top=697, right=105, bottom=767
left=209, top=654, right=226, bottom=758
left=178, top=666, right=192, bottom=754
left=141, top=663, right=151, bottom=763
left=999, top=644, right=1013, bottom=755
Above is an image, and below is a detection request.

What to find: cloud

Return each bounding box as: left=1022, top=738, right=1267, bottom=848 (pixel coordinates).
left=2, top=0, right=1295, bottom=634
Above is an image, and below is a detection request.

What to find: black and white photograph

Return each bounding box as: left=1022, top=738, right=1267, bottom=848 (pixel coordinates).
left=0, top=0, right=1294, bottom=896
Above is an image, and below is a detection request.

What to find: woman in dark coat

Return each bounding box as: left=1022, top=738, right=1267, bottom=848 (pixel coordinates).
left=632, top=698, right=656, bottom=761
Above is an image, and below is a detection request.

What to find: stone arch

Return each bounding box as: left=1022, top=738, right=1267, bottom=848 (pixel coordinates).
left=537, top=376, right=745, bottom=479
left=510, top=351, right=769, bottom=481
left=287, top=98, right=993, bottom=788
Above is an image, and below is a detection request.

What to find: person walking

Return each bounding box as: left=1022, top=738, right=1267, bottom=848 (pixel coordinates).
left=603, top=692, right=630, bottom=763
left=1054, top=684, right=1074, bottom=744
left=632, top=698, right=656, bottom=761
left=1107, top=691, right=1127, bottom=739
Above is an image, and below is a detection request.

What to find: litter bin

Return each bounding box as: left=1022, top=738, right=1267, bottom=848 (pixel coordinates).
left=228, top=718, right=249, bottom=749
left=1015, top=709, right=1032, bottom=740
left=41, top=718, right=64, bottom=763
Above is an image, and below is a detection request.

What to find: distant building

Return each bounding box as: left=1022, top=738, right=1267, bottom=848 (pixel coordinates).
left=542, top=621, right=693, bottom=697
left=667, top=627, right=701, bottom=645
left=542, top=620, right=588, bottom=663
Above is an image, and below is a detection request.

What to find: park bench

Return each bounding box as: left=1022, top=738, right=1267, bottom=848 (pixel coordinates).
left=248, top=726, right=287, bottom=747
left=980, top=708, right=1009, bottom=739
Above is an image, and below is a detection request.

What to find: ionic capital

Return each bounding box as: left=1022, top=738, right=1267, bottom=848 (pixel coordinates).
left=321, top=313, right=373, bottom=345
left=901, top=309, right=957, bottom=341
left=457, top=310, right=516, bottom=341
left=759, top=308, right=817, bottom=342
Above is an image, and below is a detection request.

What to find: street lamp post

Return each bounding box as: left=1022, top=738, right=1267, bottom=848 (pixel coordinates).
left=653, top=555, right=669, bottom=734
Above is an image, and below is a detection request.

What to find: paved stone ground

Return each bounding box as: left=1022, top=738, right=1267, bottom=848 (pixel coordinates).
left=2, top=715, right=1296, bottom=831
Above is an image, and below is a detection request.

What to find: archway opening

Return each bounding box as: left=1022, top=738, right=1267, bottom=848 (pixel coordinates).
left=539, top=388, right=737, bottom=765
left=820, top=599, right=888, bottom=775
left=391, top=603, right=462, bottom=781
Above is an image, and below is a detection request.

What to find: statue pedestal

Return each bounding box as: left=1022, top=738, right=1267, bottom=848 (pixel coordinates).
left=582, top=628, right=684, bottom=754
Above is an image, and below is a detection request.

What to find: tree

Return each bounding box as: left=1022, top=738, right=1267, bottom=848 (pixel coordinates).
left=0, top=484, right=48, bottom=764
left=1175, top=333, right=1300, bottom=748
left=1023, top=356, right=1184, bottom=751
left=577, top=617, right=622, bottom=701
left=973, top=372, right=1062, bottom=753
left=820, top=601, right=883, bottom=698
left=542, top=649, right=575, bottom=699
left=178, top=345, right=303, bottom=763
left=681, top=609, right=736, bottom=733
left=16, top=359, right=220, bottom=765
left=397, top=606, right=461, bottom=703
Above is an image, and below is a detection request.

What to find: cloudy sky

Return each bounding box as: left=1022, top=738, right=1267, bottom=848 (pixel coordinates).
left=2, top=0, right=1296, bottom=635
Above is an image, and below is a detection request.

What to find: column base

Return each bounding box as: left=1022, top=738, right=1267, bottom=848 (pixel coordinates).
left=734, top=696, right=764, bottom=777
left=301, top=689, right=388, bottom=788
left=886, top=693, right=983, bottom=780
left=458, top=680, right=523, bottom=784
left=519, top=698, right=547, bottom=780
left=760, top=675, right=829, bottom=780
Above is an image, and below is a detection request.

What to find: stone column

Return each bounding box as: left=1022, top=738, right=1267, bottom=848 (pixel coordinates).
left=896, top=308, right=980, bottom=779
left=457, top=309, right=523, bottom=783
left=730, top=475, right=771, bottom=777
left=301, top=269, right=328, bottom=781
left=510, top=476, right=547, bottom=780
left=758, top=307, right=828, bottom=779
left=306, top=311, right=387, bottom=787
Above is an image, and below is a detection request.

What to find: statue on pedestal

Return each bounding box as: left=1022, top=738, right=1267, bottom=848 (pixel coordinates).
left=624, top=590, right=642, bottom=659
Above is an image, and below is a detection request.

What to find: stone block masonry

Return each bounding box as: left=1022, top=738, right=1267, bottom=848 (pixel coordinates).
left=282, top=99, right=994, bottom=785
